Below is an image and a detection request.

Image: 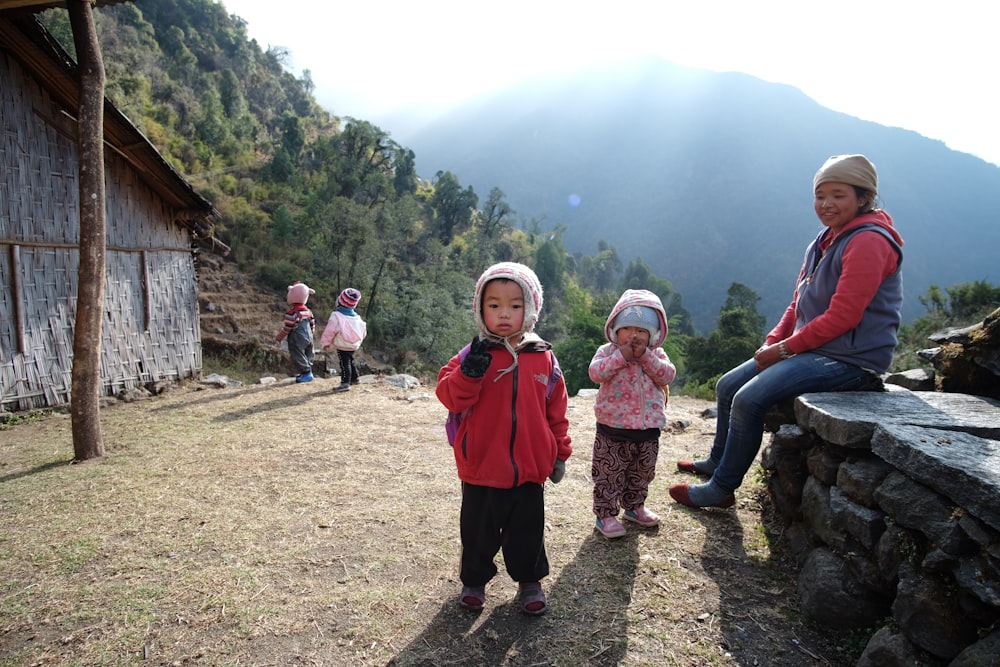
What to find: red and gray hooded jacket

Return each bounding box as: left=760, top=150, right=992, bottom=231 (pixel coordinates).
left=436, top=262, right=572, bottom=488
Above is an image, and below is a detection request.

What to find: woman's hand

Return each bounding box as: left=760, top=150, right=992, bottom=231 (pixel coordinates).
left=754, top=342, right=791, bottom=371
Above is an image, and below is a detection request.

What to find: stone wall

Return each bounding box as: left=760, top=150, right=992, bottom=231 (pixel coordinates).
left=762, top=386, right=1000, bottom=666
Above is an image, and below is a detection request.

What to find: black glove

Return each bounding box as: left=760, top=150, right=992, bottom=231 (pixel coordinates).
left=460, top=336, right=492, bottom=378
left=549, top=459, right=566, bottom=483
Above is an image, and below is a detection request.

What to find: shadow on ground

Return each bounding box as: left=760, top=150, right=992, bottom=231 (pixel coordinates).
left=388, top=531, right=641, bottom=666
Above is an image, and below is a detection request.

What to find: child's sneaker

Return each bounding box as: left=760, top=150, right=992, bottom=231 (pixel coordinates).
left=296, top=371, right=314, bottom=383
left=595, top=515, right=626, bottom=539
left=623, top=505, right=660, bottom=527
left=333, top=382, right=350, bottom=393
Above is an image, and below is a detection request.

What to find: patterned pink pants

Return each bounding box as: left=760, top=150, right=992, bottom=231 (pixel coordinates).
left=591, top=431, right=659, bottom=518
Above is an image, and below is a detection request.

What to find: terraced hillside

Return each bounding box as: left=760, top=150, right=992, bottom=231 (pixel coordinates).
left=197, top=254, right=284, bottom=342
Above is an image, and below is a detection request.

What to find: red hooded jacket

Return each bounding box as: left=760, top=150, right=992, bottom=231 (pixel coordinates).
left=436, top=339, right=571, bottom=488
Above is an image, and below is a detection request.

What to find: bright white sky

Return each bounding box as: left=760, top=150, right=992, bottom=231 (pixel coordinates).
left=220, top=0, right=1000, bottom=167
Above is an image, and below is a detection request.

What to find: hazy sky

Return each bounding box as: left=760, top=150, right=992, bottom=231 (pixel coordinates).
left=220, top=0, right=1000, bottom=167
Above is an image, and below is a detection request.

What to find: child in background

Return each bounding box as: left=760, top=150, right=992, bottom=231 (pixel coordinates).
left=588, top=289, right=676, bottom=538
left=275, top=281, right=316, bottom=383
left=320, top=288, right=367, bottom=393
left=436, top=262, right=572, bottom=616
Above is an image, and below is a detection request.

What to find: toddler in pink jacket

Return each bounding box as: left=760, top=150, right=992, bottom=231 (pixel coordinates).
left=320, top=288, right=367, bottom=393
left=588, top=289, right=676, bottom=538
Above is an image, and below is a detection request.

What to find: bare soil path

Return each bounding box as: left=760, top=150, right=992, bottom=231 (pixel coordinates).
left=1, top=375, right=855, bottom=666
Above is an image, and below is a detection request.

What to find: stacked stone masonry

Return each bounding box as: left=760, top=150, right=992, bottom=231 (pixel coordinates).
left=762, top=386, right=1000, bottom=667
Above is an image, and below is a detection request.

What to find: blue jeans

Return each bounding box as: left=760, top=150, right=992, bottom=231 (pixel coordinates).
left=708, top=353, right=873, bottom=493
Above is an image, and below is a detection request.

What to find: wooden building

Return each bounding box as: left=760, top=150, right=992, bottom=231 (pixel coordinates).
left=1, top=8, right=225, bottom=411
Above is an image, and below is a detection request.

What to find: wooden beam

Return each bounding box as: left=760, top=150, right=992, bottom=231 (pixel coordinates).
left=0, top=1, right=66, bottom=10
left=0, top=1, right=128, bottom=12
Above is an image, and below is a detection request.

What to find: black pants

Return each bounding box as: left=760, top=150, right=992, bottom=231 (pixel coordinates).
left=337, top=349, right=359, bottom=384
left=459, top=482, right=549, bottom=587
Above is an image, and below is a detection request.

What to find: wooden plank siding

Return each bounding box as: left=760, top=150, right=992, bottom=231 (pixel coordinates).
left=1, top=17, right=216, bottom=411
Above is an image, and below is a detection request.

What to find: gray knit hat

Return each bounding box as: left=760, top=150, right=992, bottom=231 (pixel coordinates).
left=813, top=154, right=878, bottom=194
left=612, top=305, right=660, bottom=339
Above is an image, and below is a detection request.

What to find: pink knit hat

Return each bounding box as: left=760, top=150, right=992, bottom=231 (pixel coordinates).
left=286, top=281, right=315, bottom=305
left=337, top=288, right=361, bottom=309
left=473, top=262, right=543, bottom=338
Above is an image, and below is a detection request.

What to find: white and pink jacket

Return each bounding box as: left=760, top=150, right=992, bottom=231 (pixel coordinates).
left=320, top=309, right=367, bottom=351
left=588, top=289, right=676, bottom=431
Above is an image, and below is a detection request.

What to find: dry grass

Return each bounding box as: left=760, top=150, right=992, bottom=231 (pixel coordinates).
left=0, top=377, right=853, bottom=666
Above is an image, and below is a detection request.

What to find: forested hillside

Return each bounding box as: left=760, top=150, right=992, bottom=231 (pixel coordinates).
left=36, top=0, right=692, bottom=393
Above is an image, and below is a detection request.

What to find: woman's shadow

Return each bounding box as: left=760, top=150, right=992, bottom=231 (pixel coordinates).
left=387, top=530, right=642, bottom=666
left=691, top=505, right=824, bottom=665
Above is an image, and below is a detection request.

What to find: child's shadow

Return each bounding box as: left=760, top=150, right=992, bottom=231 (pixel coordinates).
left=387, top=530, right=641, bottom=666
left=546, top=530, right=643, bottom=662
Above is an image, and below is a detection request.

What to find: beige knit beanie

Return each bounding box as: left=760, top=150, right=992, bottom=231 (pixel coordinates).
left=473, top=262, right=544, bottom=337
left=813, top=154, right=878, bottom=194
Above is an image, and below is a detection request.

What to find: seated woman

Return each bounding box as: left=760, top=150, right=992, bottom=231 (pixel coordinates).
left=671, top=154, right=904, bottom=508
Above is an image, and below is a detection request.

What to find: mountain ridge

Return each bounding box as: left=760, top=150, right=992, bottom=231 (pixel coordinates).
left=395, top=57, right=1000, bottom=331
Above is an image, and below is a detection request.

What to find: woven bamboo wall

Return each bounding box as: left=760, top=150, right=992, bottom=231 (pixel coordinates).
left=1, top=46, right=203, bottom=411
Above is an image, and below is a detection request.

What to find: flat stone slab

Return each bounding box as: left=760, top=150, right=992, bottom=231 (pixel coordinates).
left=794, top=388, right=1000, bottom=447
left=872, top=424, right=1000, bottom=532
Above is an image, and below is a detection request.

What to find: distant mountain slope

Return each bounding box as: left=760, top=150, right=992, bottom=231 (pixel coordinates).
left=397, top=57, right=1000, bottom=331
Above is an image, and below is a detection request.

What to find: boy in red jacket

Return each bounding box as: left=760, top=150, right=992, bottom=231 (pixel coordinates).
left=436, top=262, right=572, bottom=616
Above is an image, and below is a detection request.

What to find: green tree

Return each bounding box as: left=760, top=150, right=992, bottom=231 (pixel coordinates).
left=685, top=282, right=765, bottom=385
left=479, top=187, right=513, bottom=240
left=918, top=285, right=946, bottom=314
left=218, top=69, right=244, bottom=118
left=535, top=239, right=567, bottom=296
left=719, top=283, right=766, bottom=337
left=579, top=241, right=622, bottom=293
left=431, top=171, right=478, bottom=244
left=460, top=187, right=514, bottom=274
left=271, top=205, right=294, bottom=243
left=553, top=283, right=613, bottom=396
left=264, top=148, right=295, bottom=183
left=946, top=280, right=1000, bottom=321
left=196, top=88, right=230, bottom=147
left=393, top=147, right=418, bottom=197
left=893, top=280, right=1000, bottom=372
left=619, top=258, right=695, bottom=336
left=309, top=119, right=403, bottom=210
left=365, top=196, right=421, bottom=320
left=279, top=113, right=305, bottom=161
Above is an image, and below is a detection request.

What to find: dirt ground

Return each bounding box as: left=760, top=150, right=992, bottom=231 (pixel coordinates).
left=0, top=373, right=858, bottom=666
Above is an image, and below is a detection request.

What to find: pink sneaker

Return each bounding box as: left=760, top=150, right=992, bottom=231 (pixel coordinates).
left=623, top=506, right=660, bottom=527
left=595, top=515, right=627, bottom=539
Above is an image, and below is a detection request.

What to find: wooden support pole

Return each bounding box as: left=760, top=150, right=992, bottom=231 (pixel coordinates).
left=141, top=249, right=151, bottom=332
left=10, top=244, right=25, bottom=354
